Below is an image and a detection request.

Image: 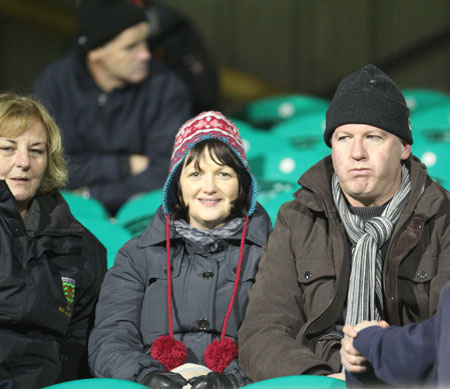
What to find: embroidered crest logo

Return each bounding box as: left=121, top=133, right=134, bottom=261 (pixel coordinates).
left=59, top=277, right=76, bottom=318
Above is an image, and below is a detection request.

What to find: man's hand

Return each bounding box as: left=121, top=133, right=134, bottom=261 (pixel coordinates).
left=355, top=320, right=389, bottom=333
left=129, top=154, right=149, bottom=175
left=340, top=320, right=389, bottom=374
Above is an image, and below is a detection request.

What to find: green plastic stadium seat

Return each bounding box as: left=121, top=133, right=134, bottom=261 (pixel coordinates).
left=61, top=190, right=110, bottom=219
left=115, top=189, right=163, bottom=237
left=231, top=118, right=276, bottom=158
left=236, top=94, right=330, bottom=128
left=410, top=103, right=450, bottom=143
left=271, top=108, right=329, bottom=152
left=77, top=216, right=132, bottom=268
left=257, top=181, right=295, bottom=223
left=258, top=143, right=329, bottom=184
left=413, top=139, right=450, bottom=190
left=43, top=378, right=147, bottom=388
left=242, top=375, right=346, bottom=388
left=402, top=88, right=450, bottom=114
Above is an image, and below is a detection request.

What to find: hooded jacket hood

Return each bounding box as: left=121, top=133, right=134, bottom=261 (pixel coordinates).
left=162, top=111, right=257, bottom=216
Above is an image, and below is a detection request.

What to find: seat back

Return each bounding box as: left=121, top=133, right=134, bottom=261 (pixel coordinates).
left=242, top=375, right=346, bottom=388
left=43, top=378, right=147, bottom=388
left=271, top=108, right=327, bottom=151
left=410, top=102, right=450, bottom=142
left=257, top=180, right=296, bottom=223
left=402, top=88, right=450, bottom=114
left=235, top=94, right=329, bottom=128
left=61, top=190, right=109, bottom=219
left=77, top=216, right=132, bottom=268
left=115, top=189, right=163, bottom=237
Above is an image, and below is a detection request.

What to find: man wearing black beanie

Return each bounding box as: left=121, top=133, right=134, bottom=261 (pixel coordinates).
left=238, top=64, right=450, bottom=387
left=33, top=0, right=192, bottom=215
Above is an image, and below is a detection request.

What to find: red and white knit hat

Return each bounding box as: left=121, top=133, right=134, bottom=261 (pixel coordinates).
left=162, top=111, right=257, bottom=216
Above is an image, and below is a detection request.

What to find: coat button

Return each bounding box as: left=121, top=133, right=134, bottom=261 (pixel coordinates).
left=197, top=318, right=209, bottom=330
left=369, top=79, right=379, bottom=87
left=202, top=270, right=214, bottom=280
left=163, top=266, right=174, bottom=275
left=304, top=271, right=312, bottom=280
left=232, top=267, right=237, bottom=275
left=417, top=270, right=427, bottom=280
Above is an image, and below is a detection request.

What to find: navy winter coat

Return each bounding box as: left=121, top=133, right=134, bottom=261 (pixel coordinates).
left=88, top=204, right=271, bottom=386
left=32, top=52, right=192, bottom=213
left=352, top=282, right=450, bottom=387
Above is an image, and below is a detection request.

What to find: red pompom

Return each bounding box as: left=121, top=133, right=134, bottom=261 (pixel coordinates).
left=204, top=337, right=238, bottom=373
left=151, top=335, right=187, bottom=371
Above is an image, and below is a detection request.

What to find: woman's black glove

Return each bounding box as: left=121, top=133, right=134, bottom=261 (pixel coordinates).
left=189, top=372, right=239, bottom=389
left=141, top=370, right=188, bottom=388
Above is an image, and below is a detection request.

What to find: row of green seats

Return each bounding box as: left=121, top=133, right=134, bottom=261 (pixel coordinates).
left=410, top=102, right=450, bottom=189
left=234, top=94, right=330, bottom=128
left=234, top=89, right=450, bottom=130
left=402, top=88, right=450, bottom=114
left=61, top=191, right=133, bottom=268
left=43, top=375, right=346, bottom=388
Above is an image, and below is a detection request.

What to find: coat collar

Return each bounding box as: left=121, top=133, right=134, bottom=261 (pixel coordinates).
left=137, top=203, right=271, bottom=248
left=0, top=181, right=84, bottom=237
left=294, top=154, right=445, bottom=222
left=35, top=191, right=85, bottom=237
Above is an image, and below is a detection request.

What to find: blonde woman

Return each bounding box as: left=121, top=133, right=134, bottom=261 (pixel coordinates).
left=0, top=93, right=106, bottom=388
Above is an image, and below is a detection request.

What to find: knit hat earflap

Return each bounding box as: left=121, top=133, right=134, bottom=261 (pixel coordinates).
left=324, top=64, right=412, bottom=147
left=76, top=0, right=147, bottom=56
left=162, top=111, right=258, bottom=216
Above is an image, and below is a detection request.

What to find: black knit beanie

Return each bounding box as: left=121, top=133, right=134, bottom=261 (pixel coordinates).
left=324, top=64, right=412, bottom=147
left=76, top=0, right=147, bottom=56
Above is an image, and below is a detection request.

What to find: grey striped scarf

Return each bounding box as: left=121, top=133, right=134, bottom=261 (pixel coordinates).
left=332, top=164, right=411, bottom=325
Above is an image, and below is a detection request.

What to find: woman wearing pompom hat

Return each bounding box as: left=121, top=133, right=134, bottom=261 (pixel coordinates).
left=88, top=111, right=272, bottom=388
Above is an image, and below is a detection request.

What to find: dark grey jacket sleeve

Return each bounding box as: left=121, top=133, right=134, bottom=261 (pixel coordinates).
left=88, top=245, right=163, bottom=383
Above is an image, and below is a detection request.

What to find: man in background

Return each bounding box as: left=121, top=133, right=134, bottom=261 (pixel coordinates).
left=33, top=0, right=192, bottom=214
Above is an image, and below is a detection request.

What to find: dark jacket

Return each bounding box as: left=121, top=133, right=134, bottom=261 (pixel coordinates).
left=0, top=181, right=106, bottom=389
left=146, top=0, right=220, bottom=114
left=238, top=155, right=450, bottom=381
left=32, top=52, right=192, bottom=214
left=88, top=204, right=272, bottom=386
left=352, top=281, right=450, bottom=387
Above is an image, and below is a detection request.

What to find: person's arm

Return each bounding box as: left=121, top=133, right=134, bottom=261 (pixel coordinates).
left=58, top=234, right=107, bottom=381
left=32, top=66, right=132, bottom=189
left=352, top=317, right=436, bottom=386
left=88, top=244, right=165, bottom=383
left=88, top=74, right=192, bottom=212
left=238, top=204, right=337, bottom=381
left=223, top=359, right=252, bottom=387
left=429, top=200, right=450, bottom=315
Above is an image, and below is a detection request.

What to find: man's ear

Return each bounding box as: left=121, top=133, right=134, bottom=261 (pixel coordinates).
left=401, top=141, right=412, bottom=161
left=87, top=47, right=103, bottom=63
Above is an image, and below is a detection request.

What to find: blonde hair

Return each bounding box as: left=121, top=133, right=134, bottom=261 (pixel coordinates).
left=0, top=92, right=68, bottom=192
